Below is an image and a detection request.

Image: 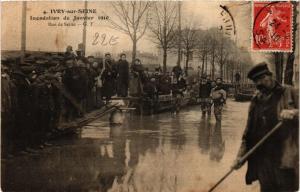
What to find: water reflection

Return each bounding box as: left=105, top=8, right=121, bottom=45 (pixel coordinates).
left=2, top=101, right=258, bottom=192
left=170, top=114, right=186, bottom=150
left=198, top=117, right=225, bottom=161
left=198, top=117, right=211, bottom=154
left=210, top=121, right=225, bottom=162
left=93, top=125, right=127, bottom=192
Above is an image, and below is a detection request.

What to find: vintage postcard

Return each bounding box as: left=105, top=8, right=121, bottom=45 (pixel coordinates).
left=1, top=1, right=299, bottom=192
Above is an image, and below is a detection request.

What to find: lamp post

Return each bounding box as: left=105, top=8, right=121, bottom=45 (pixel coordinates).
left=21, top=1, right=27, bottom=63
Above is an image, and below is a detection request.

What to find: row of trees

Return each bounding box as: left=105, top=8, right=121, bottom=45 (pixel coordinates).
left=107, top=1, right=253, bottom=82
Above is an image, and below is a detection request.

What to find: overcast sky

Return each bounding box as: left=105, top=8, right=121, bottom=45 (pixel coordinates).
left=1, top=1, right=269, bottom=63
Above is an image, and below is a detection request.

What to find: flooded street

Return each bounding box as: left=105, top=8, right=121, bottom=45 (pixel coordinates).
left=2, top=100, right=260, bottom=192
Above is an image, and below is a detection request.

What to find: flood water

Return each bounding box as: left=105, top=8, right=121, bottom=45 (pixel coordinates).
left=2, top=100, right=260, bottom=192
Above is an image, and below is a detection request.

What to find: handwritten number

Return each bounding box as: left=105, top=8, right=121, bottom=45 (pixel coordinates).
left=92, top=32, right=99, bottom=45
left=92, top=33, right=119, bottom=46
left=101, top=34, right=108, bottom=46
left=109, top=36, right=119, bottom=45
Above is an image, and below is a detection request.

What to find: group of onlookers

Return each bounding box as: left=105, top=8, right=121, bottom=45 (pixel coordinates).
left=0, top=46, right=190, bottom=157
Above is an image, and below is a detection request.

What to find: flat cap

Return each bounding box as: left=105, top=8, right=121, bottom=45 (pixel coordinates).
left=247, top=62, right=272, bottom=81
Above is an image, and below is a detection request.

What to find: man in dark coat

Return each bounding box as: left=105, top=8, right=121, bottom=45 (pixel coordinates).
left=101, top=53, right=117, bottom=102
left=233, top=63, right=299, bottom=192
left=199, top=76, right=212, bottom=116
left=10, top=67, right=33, bottom=152
left=31, top=72, right=56, bottom=148
left=235, top=72, right=241, bottom=83
left=76, top=58, right=89, bottom=112
left=86, top=56, right=97, bottom=111
left=129, top=58, right=144, bottom=97
left=62, top=58, right=80, bottom=121
left=91, top=61, right=103, bottom=108
left=116, top=54, right=129, bottom=97
left=1, top=63, right=17, bottom=156
left=172, top=65, right=183, bottom=82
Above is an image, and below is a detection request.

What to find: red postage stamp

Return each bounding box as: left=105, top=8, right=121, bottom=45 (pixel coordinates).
left=252, top=1, right=293, bottom=52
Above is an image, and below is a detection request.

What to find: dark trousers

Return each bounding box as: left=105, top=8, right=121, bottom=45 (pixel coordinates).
left=259, top=168, right=298, bottom=192
left=1, top=112, right=15, bottom=155
left=64, top=100, right=78, bottom=122
left=36, top=109, right=51, bottom=144
left=213, top=104, right=223, bottom=122
left=15, top=110, right=33, bottom=150
left=200, top=98, right=212, bottom=115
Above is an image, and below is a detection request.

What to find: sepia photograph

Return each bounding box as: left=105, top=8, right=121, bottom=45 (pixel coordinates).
left=1, top=1, right=299, bottom=192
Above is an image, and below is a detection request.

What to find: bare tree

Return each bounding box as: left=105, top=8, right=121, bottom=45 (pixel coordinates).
left=108, top=1, right=151, bottom=62
left=215, top=32, right=235, bottom=79
left=207, top=28, right=220, bottom=79
left=195, top=30, right=210, bottom=76
left=148, top=1, right=178, bottom=73
left=180, top=24, right=199, bottom=75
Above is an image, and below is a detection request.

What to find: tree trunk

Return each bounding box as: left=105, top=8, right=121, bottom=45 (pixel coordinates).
left=201, top=54, right=205, bottom=76
left=132, top=34, right=137, bottom=63
left=220, top=62, right=223, bottom=79
left=205, top=53, right=208, bottom=75
left=163, top=47, right=167, bottom=73
left=284, top=1, right=297, bottom=85
left=226, top=64, right=229, bottom=82
left=185, top=52, right=189, bottom=76
left=212, top=49, right=215, bottom=79
left=284, top=53, right=295, bottom=85
left=177, top=2, right=182, bottom=67
left=274, top=52, right=284, bottom=83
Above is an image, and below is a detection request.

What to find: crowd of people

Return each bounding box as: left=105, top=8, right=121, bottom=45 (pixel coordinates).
left=1, top=45, right=190, bottom=157
left=1, top=43, right=230, bottom=157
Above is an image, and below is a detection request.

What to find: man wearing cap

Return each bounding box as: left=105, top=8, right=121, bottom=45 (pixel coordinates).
left=233, top=62, right=299, bottom=192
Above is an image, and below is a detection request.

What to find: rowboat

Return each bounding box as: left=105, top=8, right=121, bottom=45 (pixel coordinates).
left=234, top=90, right=254, bottom=101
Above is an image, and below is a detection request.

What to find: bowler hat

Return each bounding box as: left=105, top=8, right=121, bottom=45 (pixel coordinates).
left=247, top=62, right=272, bottom=81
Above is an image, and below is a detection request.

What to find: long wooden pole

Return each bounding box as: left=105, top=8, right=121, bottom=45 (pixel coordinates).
left=208, top=121, right=283, bottom=192
left=21, top=1, right=27, bottom=63
left=82, top=1, right=88, bottom=56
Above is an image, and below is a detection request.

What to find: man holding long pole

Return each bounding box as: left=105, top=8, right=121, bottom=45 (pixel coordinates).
left=232, top=63, right=299, bottom=192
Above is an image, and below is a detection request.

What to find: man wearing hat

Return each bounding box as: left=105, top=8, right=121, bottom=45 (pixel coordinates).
left=233, top=62, right=299, bottom=192
left=64, top=45, right=76, bottom=59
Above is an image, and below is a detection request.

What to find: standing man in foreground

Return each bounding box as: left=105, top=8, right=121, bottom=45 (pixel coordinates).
left=233, top=63, right=299, bottom=192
